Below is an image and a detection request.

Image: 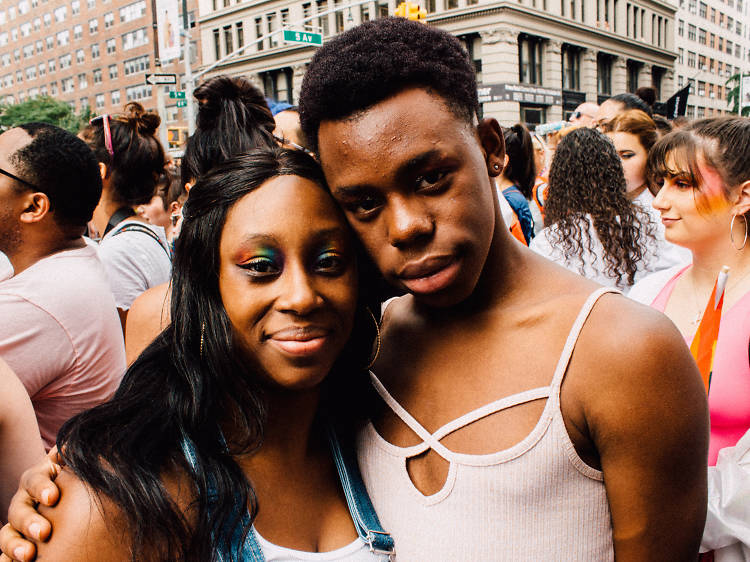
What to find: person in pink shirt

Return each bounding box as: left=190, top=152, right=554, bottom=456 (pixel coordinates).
left=629, top=116, right=750, bottom=466
left=0, top=123, right=126, bottom=450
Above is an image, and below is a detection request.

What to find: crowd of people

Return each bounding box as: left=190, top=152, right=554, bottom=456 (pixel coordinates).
left=0, top=16, right=748, bottom=562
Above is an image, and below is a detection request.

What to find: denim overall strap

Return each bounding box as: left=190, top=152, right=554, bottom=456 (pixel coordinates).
left=327, top=426, right=395, bottom=557
left=180, top=436, right=267, bottom=561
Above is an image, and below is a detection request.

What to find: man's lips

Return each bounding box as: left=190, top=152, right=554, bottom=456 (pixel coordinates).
left=267, top=326, right=331, bottom=356
left=397, top=255, right=461, bottom=295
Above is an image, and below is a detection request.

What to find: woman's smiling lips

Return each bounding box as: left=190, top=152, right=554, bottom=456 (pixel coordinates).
left=397, top=255, right=461, bottom=295
left=267, top=326, right=331, bottom=356
left=661, top=217, right=680, bottom=226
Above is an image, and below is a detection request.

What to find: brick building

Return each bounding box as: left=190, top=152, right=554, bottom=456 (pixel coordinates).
left=674, top=0, right=749, bottom=118
left=0, top=0, right=199, bottom=130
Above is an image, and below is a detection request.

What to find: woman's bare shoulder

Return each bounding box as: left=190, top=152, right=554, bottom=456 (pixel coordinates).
left=35, top=469, right=130, bottom=562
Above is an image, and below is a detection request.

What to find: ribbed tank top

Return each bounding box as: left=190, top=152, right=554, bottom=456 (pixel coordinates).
left=356, top=287, right=616, bottom=561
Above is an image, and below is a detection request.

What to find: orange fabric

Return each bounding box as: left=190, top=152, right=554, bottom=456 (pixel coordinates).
left=509, top=214, right=527, bottom=246
left=690, top=273, right=726, bottom=393
left=532, top=176, right=548, bottom=221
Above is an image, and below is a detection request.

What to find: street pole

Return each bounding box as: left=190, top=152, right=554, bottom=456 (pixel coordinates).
left=181, top=0, right=195, bottom=135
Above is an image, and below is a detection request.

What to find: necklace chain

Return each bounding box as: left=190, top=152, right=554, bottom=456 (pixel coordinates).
left=689, top=265, right=750, bottom=326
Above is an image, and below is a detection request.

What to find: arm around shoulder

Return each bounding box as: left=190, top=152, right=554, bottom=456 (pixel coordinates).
left=0, top=359, right=44, bottom=521
left=576, top=297, right=708, bottom=561
left=35, top=469, right=129, bottom=562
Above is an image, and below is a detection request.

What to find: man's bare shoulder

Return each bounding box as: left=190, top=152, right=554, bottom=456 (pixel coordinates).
left=125, top=282, right=171, bottom=364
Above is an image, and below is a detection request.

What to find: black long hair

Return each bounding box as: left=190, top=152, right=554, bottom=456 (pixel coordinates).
left=544, top=127, right=653, bottom=286
left=181, top=75, right=277, bottom=188
left=501, top=124, right=536, bottom=199
left=56, top=148, right=379, bottom=561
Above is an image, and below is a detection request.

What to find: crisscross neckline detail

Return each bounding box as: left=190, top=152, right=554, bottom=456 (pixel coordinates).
left=367, top=287, right=618, bottom=467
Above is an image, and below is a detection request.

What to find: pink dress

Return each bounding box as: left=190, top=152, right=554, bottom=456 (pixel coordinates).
left=651, top=265, right=750, bottom=466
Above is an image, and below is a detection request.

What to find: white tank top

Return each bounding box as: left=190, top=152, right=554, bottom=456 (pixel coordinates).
left=357, top=287, right=616, bottom=561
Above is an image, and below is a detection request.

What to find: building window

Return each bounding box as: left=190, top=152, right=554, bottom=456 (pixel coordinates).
left=253, top=18, right=262, bottom=52
left=688, top=24, right=696, bottom=41
left=125, top=84, right=152, bottom=101
left=95, top=93, right=105, bottom=108
left=119, top=1, right=146, bottom=22
left=697, top=80, right=705, bottom=96
left=89, top=18, right=98, bottom=34
left=626, top=59, right=641, bottom=92
left=93, top=68, right=102, bottom=83
left=107, top=38, right=116, bottom=54
left=687, top=51, right=696, bottom=68
left=121, top=28, right=147, bottom=50
left=235, top=22, right=244, bottom=50
left=698, top=54, right=706, bottom=70
left=76, top=49, right=85, bottom=63
left=74, top=24, right=83, bottom=40
left=91, top=43, right=100, bottom=58
left=104, top=12, right=114, bottom=28
left=108, top=64, right=117, bottom=79
left=123, top=54, right=149, bottom=74
left=316, top=0, right=329, bottom=37
left=213, top=28, right=221, bottom=59
left=698, top=28, right=706, bottom=44
left=678, top=48, right=684, bottom=64
left=333, top=0, right=344, bottom=30
left=110, top=89, right=120, bottom=104
left=267, top=13, right=278, bottom=48
left=562, top=45, right=581, bottom=91
left=72, top=0, right=80, bottom=15
left=223, top=25, right=233, bottom=55
left=78, top=72, right=87, bottom=88
left=260, top=67, right=293, bottom=103
left=519, top=35, right=543, bottom=85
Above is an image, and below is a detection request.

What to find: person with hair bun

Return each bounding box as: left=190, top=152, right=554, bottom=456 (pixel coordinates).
left=629, top=116, right=750, bottom=467
left=123, top=76, right=283, bottom=365
left=530, top=127, right=657, bottom=289
left=496, top=124, right=536, bottom=244
left=81, top=102, right=171, bottom=328
left=604, top=109, right=691, bottom=272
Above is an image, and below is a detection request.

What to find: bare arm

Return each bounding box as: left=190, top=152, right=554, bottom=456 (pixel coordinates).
left=570, top=297, right=708, bottom=561
left=0, top=360, right=45, bottom=523
left=32, top=469, right=128, bottom=562
left=124, top=283, right=171, bottom=366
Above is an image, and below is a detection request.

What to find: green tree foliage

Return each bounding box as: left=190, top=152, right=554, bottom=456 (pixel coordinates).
left=726, top=74, right=750, bottom=117
left=0, top=96, right=93, bottom=134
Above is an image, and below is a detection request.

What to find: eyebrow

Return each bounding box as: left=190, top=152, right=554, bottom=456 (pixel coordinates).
left=332, top=149, right=444, bottom=196
left=237, top=227, right=348, bottom=248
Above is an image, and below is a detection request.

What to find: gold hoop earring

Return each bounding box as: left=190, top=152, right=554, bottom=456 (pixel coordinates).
left=730, top=213, right=748, bottom=250
left=200, top=322, right=205, bottom=358
left=365, top=307, right=381, bottom=371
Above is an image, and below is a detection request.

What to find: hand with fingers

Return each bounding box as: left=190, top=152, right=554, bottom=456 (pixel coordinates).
left=0, top=448, right=62, bottom=562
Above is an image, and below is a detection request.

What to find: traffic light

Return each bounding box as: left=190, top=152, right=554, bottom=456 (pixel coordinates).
left=167, top=127, right=187, bottom=149
left=394, top=1, right=427, bottom=20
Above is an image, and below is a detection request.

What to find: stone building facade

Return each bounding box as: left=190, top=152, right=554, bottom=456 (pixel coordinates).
left=196, top=0, right=676, bottom=126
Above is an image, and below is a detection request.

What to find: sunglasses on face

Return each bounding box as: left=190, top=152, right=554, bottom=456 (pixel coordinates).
left=0, top=166, right=38, bottom=190
left=89, top=114, right=114, bottom=157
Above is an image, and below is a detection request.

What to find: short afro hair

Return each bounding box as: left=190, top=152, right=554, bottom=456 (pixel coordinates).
left=299, top=18, right=478, bottom=153
left=11, top=123, right=102, bottom=230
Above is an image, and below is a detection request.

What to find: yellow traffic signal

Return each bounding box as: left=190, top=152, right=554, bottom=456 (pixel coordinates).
left=394, top=1, right=426, bottom=20
left=167, top=127, right=187, bottom=149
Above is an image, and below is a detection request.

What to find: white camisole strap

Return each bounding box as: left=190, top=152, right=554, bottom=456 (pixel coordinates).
left=548, top=286, right=620, bottom=395
left=368, top=286, right=619, bottom=460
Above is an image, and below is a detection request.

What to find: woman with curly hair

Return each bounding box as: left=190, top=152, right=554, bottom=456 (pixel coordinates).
left=529, top=127, right=656, bottom=290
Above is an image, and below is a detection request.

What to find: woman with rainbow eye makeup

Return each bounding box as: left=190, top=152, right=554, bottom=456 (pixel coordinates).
left=0, top=148, right=393, bottom=562
left=629, top=116, right=750, bottom=468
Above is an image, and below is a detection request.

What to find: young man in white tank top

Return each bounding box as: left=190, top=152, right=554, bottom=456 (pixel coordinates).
left=301, top=19, right=708, bottom=561
left=0, top=19, right=709, bottom=562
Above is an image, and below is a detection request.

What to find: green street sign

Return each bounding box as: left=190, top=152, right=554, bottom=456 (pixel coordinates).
left=176, top=99, right=187, bottom=107
left=169, top=91, right=186, bottom=99
left=282, top=29, right=322, bottom=46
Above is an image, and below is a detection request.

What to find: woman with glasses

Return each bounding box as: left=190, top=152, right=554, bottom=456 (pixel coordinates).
left=81, top=103, right=171, bottom=329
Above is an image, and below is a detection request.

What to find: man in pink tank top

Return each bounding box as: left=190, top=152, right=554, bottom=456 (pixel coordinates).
left=1, top=21, right=708, bottom=562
